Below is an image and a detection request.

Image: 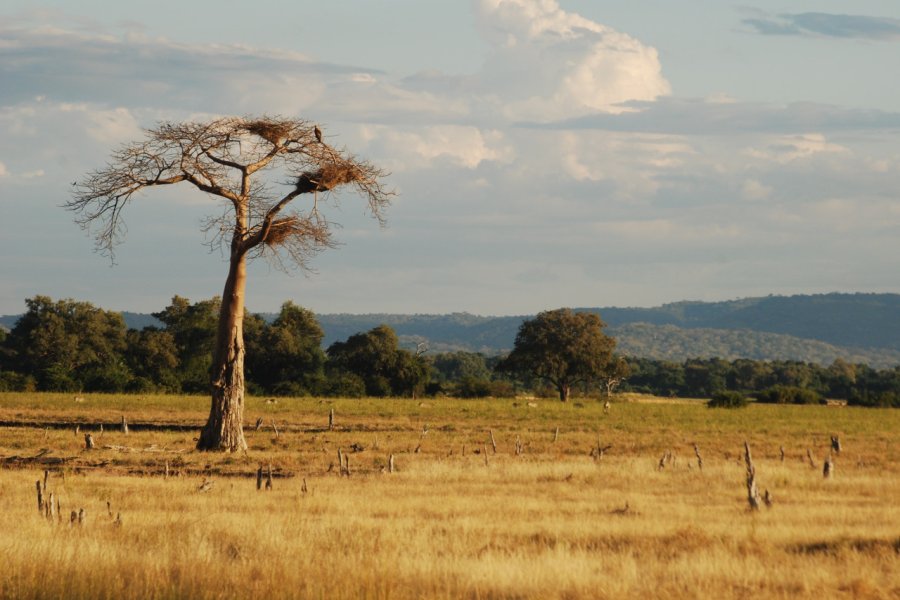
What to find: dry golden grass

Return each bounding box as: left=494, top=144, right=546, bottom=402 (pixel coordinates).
left=0, top=393, right=898, bottom=599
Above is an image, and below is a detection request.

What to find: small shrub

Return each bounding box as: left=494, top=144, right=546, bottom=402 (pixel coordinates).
left=707, top=390, right=748, bottom=408
left=756, top=385, right=823, bottom=405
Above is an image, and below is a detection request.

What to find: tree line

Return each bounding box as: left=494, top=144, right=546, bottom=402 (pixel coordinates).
left=1, top=296, right=898, bottom=407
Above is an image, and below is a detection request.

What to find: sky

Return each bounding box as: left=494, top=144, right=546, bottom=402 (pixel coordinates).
left=1, top=0, right=899, bottom=317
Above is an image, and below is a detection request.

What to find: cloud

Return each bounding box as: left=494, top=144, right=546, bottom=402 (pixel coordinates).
left=537, top=98, right=900, bottom=135
left=746, top=133, right=848, bottom=164
left=358, top=124, right=514, bottom=171
left=0, top=21, right=376, bottom=115
left=743, top=12, right=900, bottom=40
left=473, top=0, right=670, bottom=121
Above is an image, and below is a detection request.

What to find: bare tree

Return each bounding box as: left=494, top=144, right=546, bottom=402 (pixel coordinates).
left=67, top=116, right=392, bottom=451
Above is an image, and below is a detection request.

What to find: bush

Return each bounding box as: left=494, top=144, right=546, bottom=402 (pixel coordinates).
left=756, top=385, right=823, bottom=405
left=707, top=390, right=748, bottom=408
left=321, top=373, right=366, bottom=398
left=455, top=377, right=516, bottom=398
left=0, top=371, right=36, bottom=392
left=848, top=390, right=900, bottom=408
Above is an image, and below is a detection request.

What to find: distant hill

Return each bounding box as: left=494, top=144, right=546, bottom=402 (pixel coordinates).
left=3, top=293, right=899, bottom=367
left=576, top=293, right=900, bottom=351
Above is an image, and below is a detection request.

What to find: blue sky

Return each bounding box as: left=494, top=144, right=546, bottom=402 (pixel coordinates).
left=1, top=1, right=899, bottom=316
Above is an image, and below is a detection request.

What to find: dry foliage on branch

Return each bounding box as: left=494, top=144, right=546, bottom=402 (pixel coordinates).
left=67, top=115, right=392, bottom=269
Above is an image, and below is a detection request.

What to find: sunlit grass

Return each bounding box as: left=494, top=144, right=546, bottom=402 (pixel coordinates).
left=1, top=393, right=898, bottom=598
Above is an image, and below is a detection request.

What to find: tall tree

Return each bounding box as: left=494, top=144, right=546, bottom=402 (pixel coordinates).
left=68, top=117, right=391, bottom=451
left=498, top=308, right=616, bottom=402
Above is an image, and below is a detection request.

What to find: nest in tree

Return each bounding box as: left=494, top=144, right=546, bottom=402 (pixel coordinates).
left=298, top=163, right=359, bottom=193
left=265, top=216, right=311, bottom=247
left=245, top=120, right=294, bottom=144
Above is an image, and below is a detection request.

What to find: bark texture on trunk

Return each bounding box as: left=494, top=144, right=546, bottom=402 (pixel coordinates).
left=558, top=383, right=571, bottom=402
left=197, top=252, right=248, bottom=452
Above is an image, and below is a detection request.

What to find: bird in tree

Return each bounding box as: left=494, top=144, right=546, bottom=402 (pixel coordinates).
left=67, top=116, right=392, bottom=451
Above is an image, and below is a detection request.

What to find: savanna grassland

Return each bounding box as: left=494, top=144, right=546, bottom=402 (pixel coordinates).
left=0, top=392, right=898, bottom=599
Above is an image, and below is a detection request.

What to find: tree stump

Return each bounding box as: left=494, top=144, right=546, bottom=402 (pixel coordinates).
left=84, top=433, right=94, bottom=450
left=121, top=416, right=128, bottom=435
left=388, top=453, right=395, bottom=474
left=823, top=454, right=834, bottom=479
left=693, top=443, right=703, bottom=471
left=256, top=466, right=263, bottom=490
left=744, top=442, right=761, bottom=511
left=265, top=464, right=273, bottom=490
left=35, top=480, right=43, bottom=512
left=489, top=429, right=497, bottom=454
left=329, top=408, right=334, bottom=431
left=830, top=436, right=842, bottom=454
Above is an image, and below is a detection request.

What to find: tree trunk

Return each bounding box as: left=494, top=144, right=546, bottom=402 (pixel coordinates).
left=558, top=383, right=571, bottom=402
left=197, top=251, right=248, bottom=452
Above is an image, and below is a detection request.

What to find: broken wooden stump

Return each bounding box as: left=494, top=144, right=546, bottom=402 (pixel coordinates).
left=328, top=408, right=335, bottom=431
left=84, top=433, right=94, bottom=450
left=388, top=454, right=395, bottom=474
left=693, top=443, right=703, bottom=471
left=830, top=436, right=842, bottom=454
left=489, top=429, right=497, bottom=454
left=256, top=466, right=263, bottom=491
left=744, top=442, right=761, bottom=511
left=824, top=454, right=834, bottom=479
left=121, top=416, right=128, bottom=435
left=265, top=464, right=273, bottom=490
left=35, top=480, right=43, bottom=512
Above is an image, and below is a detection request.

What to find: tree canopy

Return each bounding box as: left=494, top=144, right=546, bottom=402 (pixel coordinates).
left=498, top=308, right=617, bottom=402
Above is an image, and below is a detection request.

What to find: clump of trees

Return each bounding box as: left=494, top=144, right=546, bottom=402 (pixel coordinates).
left=3, top=296, right=900, bottom=408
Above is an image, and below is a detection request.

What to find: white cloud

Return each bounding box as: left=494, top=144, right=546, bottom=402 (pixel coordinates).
left=747, top=133, right=848, bottom=163
left=741, top=179, right=772, bottom=200
left=359, top=124, right=514, bottom=170
left=474, top=0, right=671, bottom=120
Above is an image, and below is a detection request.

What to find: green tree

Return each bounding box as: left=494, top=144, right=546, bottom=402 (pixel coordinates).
left=5, top=296, right=130, bottom=391
left=153, top=296, right=220, bottom=393
left=247, top=302, right=326, bottom=395
left=497, top=308, right=616, bottom=402
left=69, top=116, right=391, bottom=451
left=124, top=328, right=180, bottom=392
left=327, top=325, right=429, bottom=397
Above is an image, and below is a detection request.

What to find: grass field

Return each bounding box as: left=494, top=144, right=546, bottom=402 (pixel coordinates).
left=1, top=392, right=898, bottom=599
